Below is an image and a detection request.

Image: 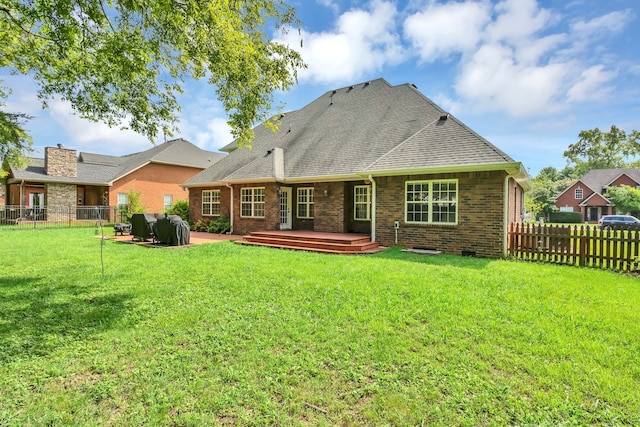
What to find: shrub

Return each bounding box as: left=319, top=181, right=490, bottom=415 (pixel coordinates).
left=208, top=216, right=230, bottom=234
left=119, top=189, right=146, bottom=223
left=190, top=219, right=210, bottom=232
left=167, top=200, right=189, bottom=221
left=550, top=212, right=582, bottom=223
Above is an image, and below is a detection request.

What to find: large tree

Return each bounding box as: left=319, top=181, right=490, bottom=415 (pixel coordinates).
left=605, top=185, right=640, bottom=215
left=564, top=125, right=640, bottom=176
left=0, top=85, right=32, bottom=176
left=0, top=0, right=305, bottom=159
left=526, top=167, right=576, bottom=220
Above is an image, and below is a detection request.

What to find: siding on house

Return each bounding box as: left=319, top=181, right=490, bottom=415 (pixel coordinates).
left=110, top=163, right=202, bottom=213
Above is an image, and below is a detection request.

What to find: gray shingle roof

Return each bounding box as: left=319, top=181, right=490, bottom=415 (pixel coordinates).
left=186, top=79, right=526, bottom=187
left=580, top=168, right=640, bottom=192
left=8, top=138, right=225, bottom=185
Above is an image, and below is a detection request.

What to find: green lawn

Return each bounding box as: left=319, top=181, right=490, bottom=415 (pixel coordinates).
left=1, top=228, right=639, bottom=426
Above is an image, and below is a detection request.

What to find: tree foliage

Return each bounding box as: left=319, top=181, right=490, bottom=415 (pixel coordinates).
left=0, top=0, right=305, bottom=155
left=119, top=189, right=145, bottom=223
left=605, top=185, right=640, bottom=215
left=525, top=166, right=576, bottom=220
left=0, top=84, right=32, bottom=177
left=564, top=125, right=640, bottom=175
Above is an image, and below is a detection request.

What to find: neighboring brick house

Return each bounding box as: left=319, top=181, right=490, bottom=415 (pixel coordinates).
left=3, top=138, right=224, bottom=220
left=183, top=79, right=530, bottom=258
left=555, top=168, right=640, bottom=222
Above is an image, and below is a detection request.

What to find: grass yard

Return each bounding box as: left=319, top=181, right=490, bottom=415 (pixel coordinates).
left=1, top=228, right=639, bottom=426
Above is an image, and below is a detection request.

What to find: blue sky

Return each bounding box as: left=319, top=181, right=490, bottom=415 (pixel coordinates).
left=3, top=0, right=639, bottom=176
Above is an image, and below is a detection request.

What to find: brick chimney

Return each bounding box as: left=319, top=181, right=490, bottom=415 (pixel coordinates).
left=45, top=144, right=77, bottom=177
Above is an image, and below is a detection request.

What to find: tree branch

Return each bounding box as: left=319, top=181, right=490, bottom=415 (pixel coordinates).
left=0, top=6, right=54, bottom=41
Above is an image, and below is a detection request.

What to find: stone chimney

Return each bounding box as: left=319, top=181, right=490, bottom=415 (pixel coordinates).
left=45, top=144, right=77, bottom=177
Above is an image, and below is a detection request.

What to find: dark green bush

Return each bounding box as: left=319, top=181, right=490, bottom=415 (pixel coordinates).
left=208, top=216, right=230, bottom=234
left=550, top=212, right=582, bottom=223
left=167, top=200, right=189, bottom=221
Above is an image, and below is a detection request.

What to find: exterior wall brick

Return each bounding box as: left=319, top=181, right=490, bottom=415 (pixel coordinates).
left=189, top=185, right=231, bottom=224
left=109, top=163, right=201, bottom=213
left=45, top=147, right=77, bottom=177
left=375, top=171, right=509, bottom=258
left=556, top=182, right=590, bottom=216
left=189, top=183, right=280, bottom=235
left=314, top=182, right=345, bottom=233
left=188, top=170, right=522, bottom=257
left=507, top=178, right=525, bottom=225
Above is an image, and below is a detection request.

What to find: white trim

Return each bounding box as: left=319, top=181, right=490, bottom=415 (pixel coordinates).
left=296, top=187, right=314, bottom=219
left=202, top=189, right=221, bottom=216
left=405, top=179, right=458, bottom=225
left=182, top=162, right=532, bottom=190
left=368, top=175, right=376, bottom=243
left=353, top=185, right=371, bottom=221
left=240, top=187, right=266, bottom=218
left=225, top=183, right=234, bottom=233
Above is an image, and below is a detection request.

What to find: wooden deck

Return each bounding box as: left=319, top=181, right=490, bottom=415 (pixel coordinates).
left=239, top=230, right=384, bottom=254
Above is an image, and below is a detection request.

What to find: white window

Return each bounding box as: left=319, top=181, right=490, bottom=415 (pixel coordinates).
left=354, top=185, right=371, bottom=220
left=241, top=187, right=265, bottom=218
left=559, top=206, right=574, bottom=212
left=575, top=188, right=583, bottom=200
left=405, top=180, right=457, bottom=224
left=202, top=190, right=221, bottom=216
left=163, top=194, right=173, bottom=211
left=297, top=187, right=314, bottom=219
left=117, top=192, right=128, bottom=210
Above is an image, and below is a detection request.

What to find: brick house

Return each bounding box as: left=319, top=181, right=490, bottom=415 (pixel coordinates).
left=3, top=138, right=224, bottom=221
left=555, top=168, right=640, bottom=222
left=183, top=79, right=530, bottom=257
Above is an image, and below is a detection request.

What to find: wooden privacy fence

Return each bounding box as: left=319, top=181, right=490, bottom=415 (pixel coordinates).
left=508, top=223, right=640, bottom=273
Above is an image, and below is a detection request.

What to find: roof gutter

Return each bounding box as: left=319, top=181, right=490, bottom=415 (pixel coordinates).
left=20, top=180, right=25, bottom=215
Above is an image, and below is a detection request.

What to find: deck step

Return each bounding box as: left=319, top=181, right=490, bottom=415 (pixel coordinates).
left=238, top=231, right=383, bottom=254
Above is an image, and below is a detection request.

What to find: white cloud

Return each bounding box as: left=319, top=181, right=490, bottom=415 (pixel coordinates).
left=486, top=0, right=553, bottom=43
left=401, top=0, right=631, bottom=119
left=275, top=0, right=404, bottom=84
left=48, top=100, right=150, bottom=153
left=315, top=0, right=340, bottom=14
left=566, top=65, right=617, bottom=102
left=455, top=43, right=570, bottom=117
left=571, top=9, right=635, bottom=38
left=189, top=117, right=232, bottom=151
left=404, top=1, right=491, bottom=62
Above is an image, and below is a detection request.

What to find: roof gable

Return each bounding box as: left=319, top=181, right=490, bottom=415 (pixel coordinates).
left=186, top=78, right=526, bottom=186
left=8, top=138, right=224, bottom=185
left=579, top=192, right=610, bottom=206
left=581, top=168, right=640, bottom=192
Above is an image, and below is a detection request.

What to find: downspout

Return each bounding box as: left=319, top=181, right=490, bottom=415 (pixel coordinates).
left=503, top=175, right=512, bottom=258
left=368, top=175, right=376, bottom=242
left=225, top=183, right=234, bottom=234
left=20, top=180, right=25, bottom=217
